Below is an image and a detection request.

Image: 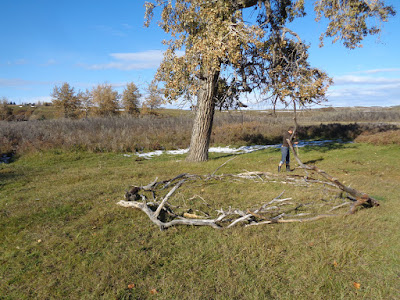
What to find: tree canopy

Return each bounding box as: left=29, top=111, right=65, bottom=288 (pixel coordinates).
left=143, top=83, right=164, bottom=111
left=146, top=0, right=394, bottom=105
left=145, top=0, right=395, bottom=161
left=51, top=82, right=81, bottom=118
left=122, top=82, right=141, bottom=115
left=92, top=83, right=120, bottom=117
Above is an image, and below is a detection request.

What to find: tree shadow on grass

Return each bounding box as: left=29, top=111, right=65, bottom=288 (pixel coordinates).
left=209, top=153, right=241, bottom=161
left=301, top=142, right=357, bottom=153
left=208, top=141, right=357, bottom=162
left=303, top=157, right=324, bottom=165
left=0, top=171, right=20, bottom=189
left=0, top=153, right=22, bottom=188
left=242, top=133, right=281, bottom=146
left=298, top=123, right=399, bottom=141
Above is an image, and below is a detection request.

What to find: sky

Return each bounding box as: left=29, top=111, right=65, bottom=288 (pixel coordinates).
left=1, top=0, right=400, bottom=108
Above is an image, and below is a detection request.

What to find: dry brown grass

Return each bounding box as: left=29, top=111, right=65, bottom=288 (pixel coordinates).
left=355, top=130, right=400, bottom=145
left=0, top=116, right=192, bottom=154
left=1, top=109, right=399, bottom=155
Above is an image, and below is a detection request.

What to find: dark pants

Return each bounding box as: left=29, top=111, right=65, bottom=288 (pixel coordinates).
left=280, top=146, right=290, bottom=165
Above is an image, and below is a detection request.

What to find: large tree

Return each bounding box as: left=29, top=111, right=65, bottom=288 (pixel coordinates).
left=145, top=0, right=395, bottom=162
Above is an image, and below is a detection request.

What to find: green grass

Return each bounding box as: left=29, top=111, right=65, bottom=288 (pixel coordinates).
left=1, top=143, right=399, bottom=299
left=8, top=105, right=58, bottom=120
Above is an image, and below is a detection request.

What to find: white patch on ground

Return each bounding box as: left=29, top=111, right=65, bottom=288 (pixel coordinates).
left=129, top=140, right=346, bottom=160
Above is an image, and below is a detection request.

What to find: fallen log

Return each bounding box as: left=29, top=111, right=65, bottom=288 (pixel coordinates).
left=286, top=139, right=380, bottom=214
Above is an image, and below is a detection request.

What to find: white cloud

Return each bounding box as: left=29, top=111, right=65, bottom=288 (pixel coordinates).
left=324, top=70, right=400, bottom=107
left=15, top=59, right=28, bottom=65
left=86, top=61, right=160, bottom=71
left=334, top=75, right=400, bottom=85
left=110, top=50, right=165, bottom=62
left=38, top=59, right=57, bottom=67
left=328, top=83, right=400, bottom=107
left=0, top=78, right=53, bottom=87
left=121, top=23, right=133, bottom=30
left=44, top=59, right=57, bottom=66
left=84, top=50, right=185, bottom=71
left=2, top=59, right=28, bottom=66
left=33, top=96, right=52, bottom=103
left=354, top=68, right=400, bottom=74
left=72, top=81, right=139, bottom=90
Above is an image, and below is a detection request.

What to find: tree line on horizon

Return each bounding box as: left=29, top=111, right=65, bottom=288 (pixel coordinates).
left=50, top=82, right=164, bottom=119
left=0, top=76, right=253, bottom=121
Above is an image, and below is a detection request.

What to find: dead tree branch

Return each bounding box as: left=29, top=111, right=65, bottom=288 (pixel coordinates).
left=118, top=140, right=379, bottom=230
left=117, top=167, right=377, bottom=230
left=286, top=139, right=380, bottom=214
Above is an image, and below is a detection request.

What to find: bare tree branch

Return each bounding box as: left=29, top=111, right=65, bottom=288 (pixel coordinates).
left=211, top=156, right=238, bottom=176
left=287, top=139, right=380, bottom=213
left=118, top=142, right=380, bottom=230
left=154, top=179, right=185, bottom=218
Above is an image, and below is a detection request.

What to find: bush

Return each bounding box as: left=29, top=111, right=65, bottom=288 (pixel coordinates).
left=355, top=130, right=400, bottom=145
left=0, top=100, right=13, bottom=121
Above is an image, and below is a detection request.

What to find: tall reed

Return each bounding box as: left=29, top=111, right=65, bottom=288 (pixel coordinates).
left=1, top=110, right=399, bottom=154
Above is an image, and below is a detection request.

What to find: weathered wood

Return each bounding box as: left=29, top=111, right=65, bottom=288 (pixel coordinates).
left=246, top=214, right=339, bottom=227
left=211, top=156, right=238, bottom=176
left=186, top=70, right=220, bottom=162
left=287, top=139, right=380, bottom=213
left=142, top=177, right=159, bottom=191
left=117, top=156, right=380, bottom=230
left=117, top=199, right=223, bottom=230
left=154, top=179, right=185, bottom=218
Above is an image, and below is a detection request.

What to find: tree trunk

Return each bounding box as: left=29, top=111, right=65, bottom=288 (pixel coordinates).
left=186, top=70, right=220, bottom=162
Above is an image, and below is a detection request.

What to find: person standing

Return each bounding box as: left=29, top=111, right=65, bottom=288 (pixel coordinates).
left=278, top=127, right=298, bottom=172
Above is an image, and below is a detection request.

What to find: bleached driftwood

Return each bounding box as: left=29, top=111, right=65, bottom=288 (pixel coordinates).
left=287, top=139, right=380, bottom=214
left=117, top=180, right=314, bottom=230
left=117, top=146, right=380, bottom=230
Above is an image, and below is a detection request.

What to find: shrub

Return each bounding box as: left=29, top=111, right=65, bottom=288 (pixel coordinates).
left=1, top=109, right=399, bottom=155
left=355, top=130, right=400, bottom=145
left=0, top=103, right=13, bottom=121
left=0, top=116, right=192, bottom=154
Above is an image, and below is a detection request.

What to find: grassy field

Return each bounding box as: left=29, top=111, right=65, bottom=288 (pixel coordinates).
left=1, top=142, right=399, bottom=299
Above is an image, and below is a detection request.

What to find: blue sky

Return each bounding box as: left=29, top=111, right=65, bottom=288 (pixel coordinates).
left=1, top=0, right=399, bottom=108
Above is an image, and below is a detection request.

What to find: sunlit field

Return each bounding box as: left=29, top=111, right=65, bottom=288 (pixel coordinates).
left=1, top=107, right=399, bottom=299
